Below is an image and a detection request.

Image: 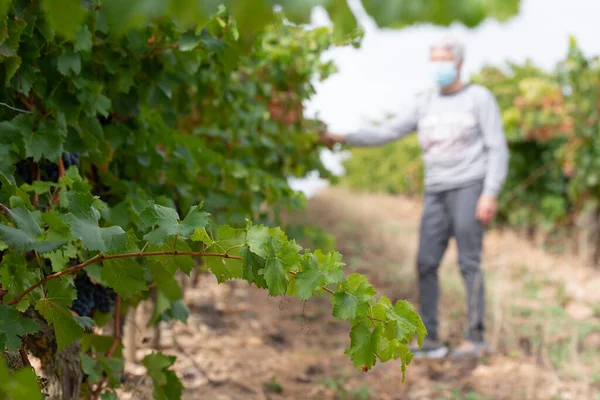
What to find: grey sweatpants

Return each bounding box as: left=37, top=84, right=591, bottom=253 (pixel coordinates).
left=417, top=180, right=485, bottom=342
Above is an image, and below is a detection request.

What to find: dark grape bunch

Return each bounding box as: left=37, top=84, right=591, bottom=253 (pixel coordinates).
left=62, top=152, right=80, bottom=170
left=71, top=273, right=116, bottom=317
left=39, top=159, right=59, bottom=182
left=14, top=158, right=34, bottom=184
left=13, top=152, right=80, bottom=184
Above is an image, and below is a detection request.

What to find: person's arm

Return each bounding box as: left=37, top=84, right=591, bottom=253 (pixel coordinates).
left=343, top=102, right=419, bottom=147
left=477, top=88, right=509, bottom=197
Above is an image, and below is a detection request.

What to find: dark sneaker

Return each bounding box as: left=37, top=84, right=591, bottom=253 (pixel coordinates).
left=408, top=338, right=449, bottom=359
left=449, top=340, right=490, bottom=359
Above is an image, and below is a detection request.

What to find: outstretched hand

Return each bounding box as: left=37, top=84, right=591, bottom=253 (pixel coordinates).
left=320, top=132, right=345, bottom=149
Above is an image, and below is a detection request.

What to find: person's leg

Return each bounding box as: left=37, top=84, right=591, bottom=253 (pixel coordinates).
left=416, top=192, right=451, bottom=344
left=447, top=181, right=486, bottom=345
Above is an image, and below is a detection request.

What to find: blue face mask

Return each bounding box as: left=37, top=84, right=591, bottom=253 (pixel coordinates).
left=430, top=61, right=458, bottom=88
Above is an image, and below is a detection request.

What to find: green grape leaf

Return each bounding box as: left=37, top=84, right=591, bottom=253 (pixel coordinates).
left=101, top=234, right=147, bottom=298
left=5, top=55, right=21, bottom=84
left=178, top=32, right=203, bottom=52
left=149, top=289, right=171, bottom=325
left=169, top=0, right=210, bottom=27
left=66, top=190, right=128, bottom=253
left=102, top=0, right=167, bottom=36
left=35, top=279, right=83, bottom=351
left=175, top=51, right=202, bottom=75
left=41, top=0, right=86, bottom=39
left=0, top=206, right=64, bottom=253
left=80, top=334, right=123, bottom=358
left=98, top=356, right=124, bottom=387
left=74, top=25, right=92, bottom=52
left=0, top=0, right=10, bottom=44
left=202, top=225, right=245, bottom=283
left=43, top=210, right=71, bottom=236
left=75, top=315, right=96, bottom=330
left=0, top=253, right=38, bottom=304
left=245, top=224, right=269, bottom=257
left=147, top=262, right=182, bottom=302
left=397, top=342, right=413, bottom=382
left=100, top=390, right=118, bottom=400
left=326, top=0, right=358, bottom=43
left=0, top=358, right=43, bottom=400
left=344, top=321, right=378, bottom=370
left=387, top=299, right=427, bottom=346
left=277, top=0, right=326, bottom=24
left=81, top=354, right=102, bottom=384
left=3, top=206, right=40, bottom=237
left=140, top=204, right=209, bottom=245
left=57, top=50, right=81, bottom=76
left=44, top=242, right=78, bottom=272
left=241, top=247, right=267, bottom=289
left=0, top=305, right=41, bottom=352
left=331, top=273, right=376, bottom=320
left=359, top=0, right=504, bottom=28
left=190, top=227, right=211, bottom=245
left=371, top=296, right=425, bottom=345
left=143, top=352, right=183, bottom=400
left=147, top=237, right=195, bottom=275
left=21, top=181, right=57, bottom=196
left=260, top=235, right=302, bottom=296
left=376, top=331, right=401, bottom=363
left=370, top=296, right=392, bottom=329
left=295, top=250, right=344, bottom=301
left=230, top=0, right=274, bottom=38
left=167, top=300, right=189, bottom=323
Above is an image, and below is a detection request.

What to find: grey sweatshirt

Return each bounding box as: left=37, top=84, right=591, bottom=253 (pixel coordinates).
left=344, top=84, right=509, bottom=197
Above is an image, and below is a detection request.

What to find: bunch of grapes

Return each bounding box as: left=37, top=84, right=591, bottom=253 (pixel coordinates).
left=39, top=159, right=59, bottom=182
left=13, top=153, right=80, bottom=184
left=14, top=158, right=34, bottom=184
left=71, top=274, right=116, bottom=317
left=62, top=152, right=80, bottom=170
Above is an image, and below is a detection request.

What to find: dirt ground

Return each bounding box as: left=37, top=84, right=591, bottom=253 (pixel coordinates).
left=119, top=187, right=600, bottom=400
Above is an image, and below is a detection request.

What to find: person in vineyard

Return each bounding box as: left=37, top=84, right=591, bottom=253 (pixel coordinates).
left=321, top=35, right=509, bottom=359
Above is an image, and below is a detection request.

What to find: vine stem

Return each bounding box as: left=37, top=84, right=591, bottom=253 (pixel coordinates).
left=224, top=243, right=244, bottom=256
left=7, top=251, right=242, bottom=306
left=32, top=163, right=40, bottom=208
left=19, top=346, right=31, bottom=367
left=107, top=295, right=121, bottom=358
left=0, top=101, right=33, bottom=114
left=51, top=156, right=65, bottom=205
left=15, top=92, right=34, bottom=112
left=91, top=295, right=121, bottom=400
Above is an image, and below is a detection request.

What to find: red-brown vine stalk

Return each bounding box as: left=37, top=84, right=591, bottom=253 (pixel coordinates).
left=7, top=251, right=242, bottom=306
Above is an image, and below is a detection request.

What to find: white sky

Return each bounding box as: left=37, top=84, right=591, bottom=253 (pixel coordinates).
left=290, top=0, right=600, bottom=196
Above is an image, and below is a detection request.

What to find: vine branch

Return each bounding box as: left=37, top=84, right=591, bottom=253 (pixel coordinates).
left=224, top=244, right=244, bottom=256
left=15, top=92, right=34, bottom=112
left=7, top=251, right=242, bottom=306
left=18, top=346, right=31, bottom=367
left=32, top=163, right=40, bottom=208
left=0, top=101, right=33, bottom=114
